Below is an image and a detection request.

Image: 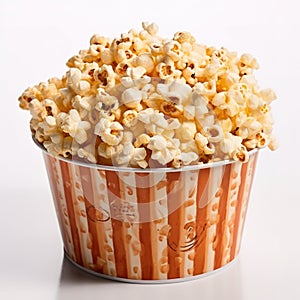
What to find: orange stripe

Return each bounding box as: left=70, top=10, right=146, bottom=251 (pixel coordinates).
left=214, top=164, right=231, bottom=269
left=136, top=172, right=153, bottom=280
left=60, top=161, right=83, bottom=265
left=167, top=171, right=184, bottom=279
left=105, top=170, right=128, bottom=279
left=193, top=168, right=211, bottom=275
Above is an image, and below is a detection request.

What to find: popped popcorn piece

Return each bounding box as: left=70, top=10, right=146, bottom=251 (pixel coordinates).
left=142, top=22, right=159, bottom=36
left=219, top=133, right=243, bottom=156
left=57, top=110, right=91, bottom=144
left=175, top=121, right=197, bottom=142
left=160, top=101, right=183, bottom=117
left=147, top=136, right=179, bottom=165
left=126, top=66, right=147, bottom=79
left=238, top=53, right=259, bottom=75
left=137, top=108, right=168, bottom=135
left=203, top=124, right=224, bottom=143
left=157, top=80, right=192, bottom=104
left=259, top=88, right=277, bottom=104
left=93, top=65, right=116, bottom=88
left=163, top=40, right=182, bottom=62
left=67, top=68, right=91, bottom=96
left=232, top=145, right=249, bottom=162
left=121, top=87, right=143, bottom=109
left=268, top=135, right=279, bottom=151
left=173, top=31, right=195, bottom=44
left=42, top=99, right=59, bottom=117
left=134, top=133, right=151, bottom=147
left=78, top=144, right=97, bottom=163
left=94, top=118, right=123, bottom=146
left=195, top=132, right=209, bottom=150
left=112, top=142, right=148, bottom=168
left=115, top=62, right=131, bottom=76
left=96, top=88, right=119, bottom=112
left=133, top=53, right=155, bottom=74
left=173, top=151, right=199, bottom=168
left=255, top=132, right=269, bottom=148
left=156, top=62, right=175, bottom=79
left=28, top=99, right=46, bottom=120
left=244, top=138, right=257, bottom=150
left=40, top=116, right=58, bottom=136
left=122, top=110, right=138, bottom=127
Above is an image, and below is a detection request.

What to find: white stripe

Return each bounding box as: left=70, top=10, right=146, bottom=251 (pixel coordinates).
left=221, top=162, right=242, bottom=265
left=118, top=171, right=142, bottom=279
left=203, top=165, right=225, bottom=272
left=91, top=169, right=117, bottom=276
left=53, top=158, right=76, bottom=260
left=181, top=170, right=198, bottom=277
left=69, top=164, right=93, bottom=267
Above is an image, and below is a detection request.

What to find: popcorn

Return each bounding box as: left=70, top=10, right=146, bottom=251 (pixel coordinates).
left=156, top=62, right=176, bottom=79
left=19, top=22, right=277, bottom=168
left=232, top=145, right=249, bottom=162
left=203, top=124, right=224, bottom=143
left=122, top=109, right=138, bottom=128
left=28, top=99, right=46, bottom=120
left=93, top=65, right=116, bottom=88
left=67, top=68, right=91, bottom=96
left=133, top=53, right=155, bottom=74
left=173, top=151, right=198, bottom=168
left=112, top=142, right=148, bottom=168
left=121, top=87, right=143, bottom=109
left=57, top=109, right=91, bottom=144
left=173, top=31, right=195, bottom=44
left=219, top=133, right=243, bottom=156
left=137, top=108, right=168, bottom=135
left=255, top=132, right=269, bottom=148
left=41, top=116, right=58, bottom=136
left=211, top=92, right=226, bottom=107
left=78, top=144, right=97, bottom=163
left=142, top=22, right=159, bottom=36
left=94, top=118, right=123, bottom=146
left=157, top=81, right=192, bottom=104
left=160, top=101, right=183, bottom=117
left=238, top=53, right=259, bottom=75
left=115, top=62, right=130, bottom=76
left=175, top=121, right=197, bottom=142
left=126, top=66, right=146, bottom=79
left=163, top=41, right=182, bottom=62
left=134, top=133, right=151, bottom=147
left=195, top=132, right=209, bottom=150
left=259, top=88, right=277, bottom=104
left=147, top=136, right=179, bottom=165
left=150, top=42, right=163, bottom=56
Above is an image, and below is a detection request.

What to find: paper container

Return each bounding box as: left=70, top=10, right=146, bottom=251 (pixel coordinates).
left=41, top=145, right=258, bottom=282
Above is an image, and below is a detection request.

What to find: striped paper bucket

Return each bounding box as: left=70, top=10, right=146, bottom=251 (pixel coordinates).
left=42, top=147, right=258, bottom=282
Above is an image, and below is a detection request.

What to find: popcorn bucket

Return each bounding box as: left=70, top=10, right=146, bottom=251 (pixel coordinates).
left=40, top=142, right=258, bottom=283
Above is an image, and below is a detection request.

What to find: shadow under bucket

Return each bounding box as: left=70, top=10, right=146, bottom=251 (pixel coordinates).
left=41, top=144, right=258, bottom=282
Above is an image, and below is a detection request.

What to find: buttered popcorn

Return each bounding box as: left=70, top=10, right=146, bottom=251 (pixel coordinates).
left=19, top=22, right=277, bottom=168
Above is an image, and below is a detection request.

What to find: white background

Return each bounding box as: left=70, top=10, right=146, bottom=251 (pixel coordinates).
left=1, top=0, right=299, bottom=299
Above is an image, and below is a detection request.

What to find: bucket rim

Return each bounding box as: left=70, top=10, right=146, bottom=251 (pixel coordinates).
left=33, top=137, right=259, bottom=173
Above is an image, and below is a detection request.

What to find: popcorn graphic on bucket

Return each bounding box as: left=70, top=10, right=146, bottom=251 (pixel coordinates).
left=19, top=22, right=276, bottom=282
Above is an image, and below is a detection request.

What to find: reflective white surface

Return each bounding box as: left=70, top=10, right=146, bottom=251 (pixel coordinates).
left=1, top=0, right=300, bottom=299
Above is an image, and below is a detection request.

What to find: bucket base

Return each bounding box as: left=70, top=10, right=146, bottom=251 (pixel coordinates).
left=64, top=249, right=239, bottom=284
